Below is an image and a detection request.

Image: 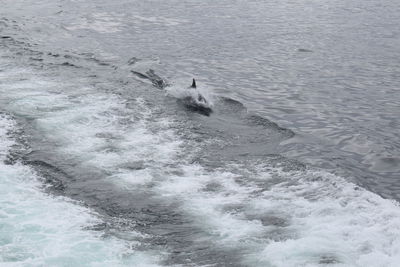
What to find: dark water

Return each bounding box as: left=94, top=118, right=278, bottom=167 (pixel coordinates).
left=1, top=0, right=400, bottom=266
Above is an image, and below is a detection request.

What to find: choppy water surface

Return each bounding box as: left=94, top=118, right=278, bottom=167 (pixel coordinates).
left=1, top=0, right=400, bottom=266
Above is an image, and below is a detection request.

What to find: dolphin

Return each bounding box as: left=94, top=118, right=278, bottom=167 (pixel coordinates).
left=130, top=68, right=212, bottom=115
left=183, top=78, right=212, bottom=116
left=188, top=78, right=206, bottom=102
left=131, top=69, right=168, bottom=89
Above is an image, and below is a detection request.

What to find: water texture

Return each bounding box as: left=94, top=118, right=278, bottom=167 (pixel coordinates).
left=0, top=0, right=400, bottom=266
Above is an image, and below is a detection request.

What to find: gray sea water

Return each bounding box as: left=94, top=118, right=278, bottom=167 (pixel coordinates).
left=1, top=0, right=400, bottom=266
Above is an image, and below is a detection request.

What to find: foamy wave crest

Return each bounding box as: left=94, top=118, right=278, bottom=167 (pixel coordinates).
left=154, top=161, right=400, bottom=267
left=165, top=78, right=214, bottom=107
left=0, top=115, right=162, bottom=266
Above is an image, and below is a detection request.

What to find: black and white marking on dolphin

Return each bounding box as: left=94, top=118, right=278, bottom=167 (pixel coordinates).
left=183, top=78, right=212, bottom=116
left=131, top=69, right=168, bottom=89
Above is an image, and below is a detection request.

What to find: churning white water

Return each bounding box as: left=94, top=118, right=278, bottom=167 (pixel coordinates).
left=0, top=69, right=164, bottom=266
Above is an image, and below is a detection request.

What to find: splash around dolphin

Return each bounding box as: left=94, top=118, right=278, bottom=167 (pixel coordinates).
left=182, top=78, right=213, bottom=116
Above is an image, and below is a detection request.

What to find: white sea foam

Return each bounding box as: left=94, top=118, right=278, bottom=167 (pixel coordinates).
left=154, top=162, right=400, bottom=267
left=165, top=78, right=214, bottom=107
left=0, top=58, right=171, bottom=265
left=0, top=63, right=182, bottom=190
left=0, top=114, right=163, bottom=266
left=35, top=93, right=183, bottom=189
left=253, top=169, right=400, bottom=267
left=2, top=52, right=400, bottom=267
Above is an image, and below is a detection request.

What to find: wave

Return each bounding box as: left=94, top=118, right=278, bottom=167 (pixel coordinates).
left=0, top=114, right=163, bottom=266
left=1, top=20, right=400, bottom=266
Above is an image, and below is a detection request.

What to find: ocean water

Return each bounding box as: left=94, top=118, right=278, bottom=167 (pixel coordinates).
left=1, top=0, right=400, bottom=266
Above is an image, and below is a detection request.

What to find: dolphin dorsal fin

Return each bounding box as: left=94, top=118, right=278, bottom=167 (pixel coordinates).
left=191, top=78, right=197, bottom=88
